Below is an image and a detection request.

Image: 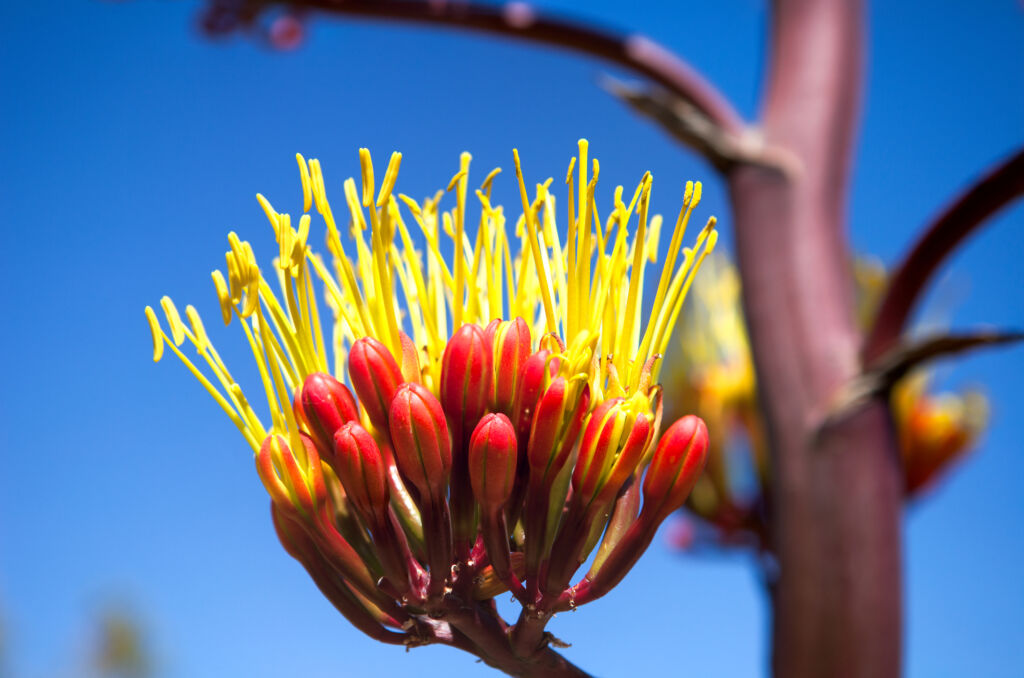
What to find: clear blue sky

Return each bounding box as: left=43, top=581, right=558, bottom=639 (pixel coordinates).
left=1, top=1, right=1021, bottom=676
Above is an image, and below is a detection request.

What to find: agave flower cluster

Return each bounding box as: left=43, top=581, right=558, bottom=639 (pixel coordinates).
left=146, top=142, right=715, bottom=669
left=664, top=253, right=987, bottom=550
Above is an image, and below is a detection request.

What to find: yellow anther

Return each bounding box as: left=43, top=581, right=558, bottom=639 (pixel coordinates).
left=296, top=153, right=312, bottom=213
left=565, top=156, right=577, bottom=185
left=447, top=168, right=468, bottom=193
left=227, top=231, right=245, bottom=262
left=397, top=194, right=422, bottom=217
left=185, top=304, right=209, bottom=352
left=278, top=214, right=294, bottom=271
left=160, top=296, right=186, bottom=346
left=645, top=215, right=663, bottom=263
left=145, top=306, right=164, bottom=362
left=296, top=213, right=311, bottom=252
left=480, top=167, right=502, bottom=194
left=256, top=194, right=279, bottom=235
left=211, top=270, right=233, bottom=326
left=358, top=148, right=375, bottom=208
left=308, top=158, right=327, bottom=215
left=376, top=152, right=402, bottom=208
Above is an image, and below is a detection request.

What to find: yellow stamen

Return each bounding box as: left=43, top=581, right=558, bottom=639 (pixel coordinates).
left=145, top=306, right=164, bottom=362
left=149, top=144, right=716, bottom=467
left=296, top=153, right=313, bottom=213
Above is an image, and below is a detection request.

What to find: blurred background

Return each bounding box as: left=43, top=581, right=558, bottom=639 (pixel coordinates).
left=1, top=1, right=1021, bottom=676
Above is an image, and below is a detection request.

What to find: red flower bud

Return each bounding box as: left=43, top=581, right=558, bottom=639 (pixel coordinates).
left=440, top=323, right=492, bottom=442
left=348, top=337, right=403, bottom=434
left=388, top=382, right=452, bottom=498
left=333, top=422, right=391, bottom=527
left=527, top=377, right=590, bottom=487
left=256, top=433, right=326, bottom=519
left=485, top=317, right=532, bottom=416
left=468, top=413, right=518, bottom=515
left=513, top=349, right=553, bottom=440
left=573, top=398, right=653, bottom=509
left=642, top=415, right=709, bottom=520
left=298, top=372, right=359, bottom=460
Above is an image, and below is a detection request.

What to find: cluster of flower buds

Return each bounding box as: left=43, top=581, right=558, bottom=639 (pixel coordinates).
left=147, top=144, right=720, bottom=669
left=263, top=318, right=709, bottom=644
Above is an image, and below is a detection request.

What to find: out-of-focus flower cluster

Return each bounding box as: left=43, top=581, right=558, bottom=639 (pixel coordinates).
left=147, top=144, right=715, bottom=655
left=664, top=254, right=988, bottom=552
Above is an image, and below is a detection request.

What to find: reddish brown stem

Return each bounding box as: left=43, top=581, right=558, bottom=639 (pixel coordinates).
left=264, top=0, right=744, bottom=136
left=521, top=480, right=551, bottom=603
left=728, top=1, right=902, bottom=677
left=447, top=602, right=588, bottom=677
left=481, top=510, right=528, bottom=602
left=300, top=550, right=411, bottom=644
left=450, top=434, right=477, bottom=563
left=508, top=605, right=554, bottom=662
left=863, top=147, right=1024, bottom=363
left=272, top=504, right=408, bottom=643
left=420, top=494, right=454, bottom=600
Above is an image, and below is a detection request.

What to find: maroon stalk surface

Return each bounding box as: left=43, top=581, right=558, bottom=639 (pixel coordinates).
left=728, top=1, right=901, bottom=676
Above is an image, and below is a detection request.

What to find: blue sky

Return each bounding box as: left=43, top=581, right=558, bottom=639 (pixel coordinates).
left=1, top=1, right=1021, bottom=676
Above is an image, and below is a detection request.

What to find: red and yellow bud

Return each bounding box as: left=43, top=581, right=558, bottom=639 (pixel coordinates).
left=573, top=397, right=653, bottom=509
left=566, top=417, right=708, bottom=607
left=469, top=411, right=526, bottom=601
left=642, top=415, right=710, bottom=520
left=298, top=372, right=359, bottom=460
left=388, top=382, right=453, bottom=498
left=486, top=317, right=532, bottom=416
left=256, top=433, right=327, bottom=520
left=543, top=398, right=651, bottom=595
left=520, top=378, right=589, bottom=598
left=527, top=377, right=590, bottom=486
left=468, top=413, right=518, bottom=515
left=335, top=421, right=420, bottom=599
left=348, top=337, right=403, bottom=434
left=440, top=323, right=492, bottom=442
left=514, top=349, right=554, bottom=440
left=333, top=422, right=391, bottom=526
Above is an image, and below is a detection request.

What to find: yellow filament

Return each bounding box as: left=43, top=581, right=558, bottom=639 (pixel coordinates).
left=513, top=149, right=557, bottom=333
left=149, top=144, right=716, bottom=468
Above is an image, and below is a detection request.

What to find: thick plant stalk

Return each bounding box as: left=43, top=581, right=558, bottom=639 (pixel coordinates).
left=728, top=1, right=901, bottom=676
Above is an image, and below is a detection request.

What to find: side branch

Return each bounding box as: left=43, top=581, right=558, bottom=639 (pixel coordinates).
left=820, top=330, right=1024, bottom=435
left=863, top=147, right=1024, bottom=362
left=604, top=79, right=790, bottom=173
left=253, top=0, right=745, bottom=135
